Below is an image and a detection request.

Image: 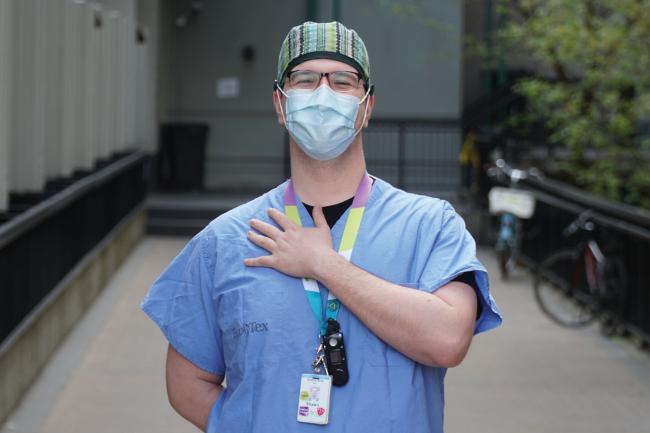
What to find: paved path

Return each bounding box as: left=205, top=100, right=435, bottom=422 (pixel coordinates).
left=2, top=237, right=649, bottom=433
left=1, top=237, right=195, bottom=433
left=445, top=257, right=650, bottom=433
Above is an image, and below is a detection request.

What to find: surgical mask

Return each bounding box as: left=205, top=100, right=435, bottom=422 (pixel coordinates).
left=277, top=85, right=371, bottom=161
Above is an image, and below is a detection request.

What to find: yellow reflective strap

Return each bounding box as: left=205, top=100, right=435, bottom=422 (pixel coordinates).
left=339, top=207, right=364, bottom=253
left=285, top=205, right=302, bottom=226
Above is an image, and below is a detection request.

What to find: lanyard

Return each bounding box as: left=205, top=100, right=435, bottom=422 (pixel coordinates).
left=283, top=174, right=372, bottom=335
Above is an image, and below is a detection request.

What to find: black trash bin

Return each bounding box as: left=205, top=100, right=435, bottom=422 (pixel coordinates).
left=158, top=123, right=209, bottom=191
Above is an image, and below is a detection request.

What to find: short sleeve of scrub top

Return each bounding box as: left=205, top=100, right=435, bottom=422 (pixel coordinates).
left=418, top=201, right=502, bottom=334
left=141, top=230, right=225, bottom=375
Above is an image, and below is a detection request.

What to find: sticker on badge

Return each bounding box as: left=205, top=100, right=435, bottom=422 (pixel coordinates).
left=297, top=374, right=332, bottom=425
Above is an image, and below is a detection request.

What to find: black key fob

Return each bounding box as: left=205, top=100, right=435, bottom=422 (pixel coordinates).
left=323, top=319, right=349, bottom=386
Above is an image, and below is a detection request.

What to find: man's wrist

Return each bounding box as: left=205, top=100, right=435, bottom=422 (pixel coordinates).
left=313, top=248, right=348, bottom=282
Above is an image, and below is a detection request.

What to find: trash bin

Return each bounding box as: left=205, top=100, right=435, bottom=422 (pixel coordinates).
left=158, top=123, right=209, bottom=191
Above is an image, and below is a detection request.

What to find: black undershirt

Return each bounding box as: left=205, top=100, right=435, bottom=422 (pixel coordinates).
left=303, top=197, right=355, bottom=228
left=302, top=197, right=482, bottom=318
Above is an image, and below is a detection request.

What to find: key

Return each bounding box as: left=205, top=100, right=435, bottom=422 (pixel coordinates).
left=311, top=339, right=327, bottom=373
left=312, top=354, right=324, bottom=373
left=315, top=353, right=331, bottom=374
left=312, top=341, right=324, bottom=368
left=313, top=354, right=329, bottom=375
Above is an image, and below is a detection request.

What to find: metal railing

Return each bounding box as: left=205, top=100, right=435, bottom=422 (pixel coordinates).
left=364, top=119, right=462, bottom=193
left=203, top=118, right=463, bottom=194
left=0, top=152, right=147, bottom=344
left=494, top=174, right=650, bottom=344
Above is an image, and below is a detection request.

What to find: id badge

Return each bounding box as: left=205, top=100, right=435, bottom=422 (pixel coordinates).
left=297, top=374, right=332, bottom=425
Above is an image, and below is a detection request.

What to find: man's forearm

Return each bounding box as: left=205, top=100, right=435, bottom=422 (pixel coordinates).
left=175, top=382, right=224, bottom=432
left=315, top=251, right=477, bottom=367
left=166, top=345, right=225, bottom=432
left=244, top=207, right=478, bottom=367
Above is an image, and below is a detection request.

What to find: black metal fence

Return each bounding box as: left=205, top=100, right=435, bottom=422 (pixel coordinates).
left=203, top=118, right=463, bottom=194
left=364, top=119, right=462, bottom=193
left=506, top=177, right=650, bottom=343
left=0, top=152, right=147, bottom=344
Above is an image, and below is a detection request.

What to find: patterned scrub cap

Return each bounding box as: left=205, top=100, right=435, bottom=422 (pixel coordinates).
left=276, top=21, right=371, bottom=86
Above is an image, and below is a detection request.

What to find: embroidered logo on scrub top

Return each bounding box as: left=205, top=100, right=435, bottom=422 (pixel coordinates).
left=232, top=321, right=269, bottom=339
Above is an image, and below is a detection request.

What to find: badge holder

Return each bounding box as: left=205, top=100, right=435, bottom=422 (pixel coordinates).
left=297, top=374, right=332, bottom=425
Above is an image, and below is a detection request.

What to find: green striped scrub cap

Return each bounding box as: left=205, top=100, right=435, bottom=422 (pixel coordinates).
left=276, top=21, right=371, bottom=86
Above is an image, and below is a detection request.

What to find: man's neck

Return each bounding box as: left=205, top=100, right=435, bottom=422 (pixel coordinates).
left=290, top=140, right=367, bottom=206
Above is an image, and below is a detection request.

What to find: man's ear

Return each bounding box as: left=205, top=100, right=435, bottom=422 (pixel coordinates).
left=362, top=94, right=375, bottom=128
left=272, top=90, right=285, bottom=126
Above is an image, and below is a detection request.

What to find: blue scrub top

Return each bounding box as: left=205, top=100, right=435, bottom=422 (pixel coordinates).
left=141, top=177, right=502, bottom=433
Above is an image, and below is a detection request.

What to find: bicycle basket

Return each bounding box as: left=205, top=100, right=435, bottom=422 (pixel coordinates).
left=488, top=187, right=536, bottom=219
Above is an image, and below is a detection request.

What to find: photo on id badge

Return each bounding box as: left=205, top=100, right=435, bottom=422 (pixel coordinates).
left=297, top=374, right=332, bottom=425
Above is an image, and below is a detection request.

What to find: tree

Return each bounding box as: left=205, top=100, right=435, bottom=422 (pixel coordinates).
left=490, top=0, right=650, bottom=209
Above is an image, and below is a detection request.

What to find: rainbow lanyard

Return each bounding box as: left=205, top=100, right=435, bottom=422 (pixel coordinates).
left=283, top=174, right=373, bottom=335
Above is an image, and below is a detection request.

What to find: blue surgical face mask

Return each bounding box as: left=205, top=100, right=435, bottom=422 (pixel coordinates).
left=277, top=85, right=371, bottom=161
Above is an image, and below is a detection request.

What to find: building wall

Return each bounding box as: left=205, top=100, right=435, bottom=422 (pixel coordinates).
left=342, top=0, right=463, bottom=119
left=0, top=1, right=13, bottom=211
left=463, top=0, right=486, bottom=110
left=0, top=0, right=159, bottom=212
left=161, top=0, right=464, bottom=192
left=90, top=0, right=135, bottom=17
left=159, top=0, right=303, bottom=192
left=135, top=0, right=160, bottom=153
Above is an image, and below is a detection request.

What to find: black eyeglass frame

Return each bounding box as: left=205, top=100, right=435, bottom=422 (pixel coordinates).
left=282, top=70, right=369, bottom=92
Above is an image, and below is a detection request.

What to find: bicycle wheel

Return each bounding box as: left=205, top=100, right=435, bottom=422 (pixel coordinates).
left=499, top=245, right=512, bottom=280
left=533, top=249, right=597, bottom=328
left=598, top=257, right=628, bottom=335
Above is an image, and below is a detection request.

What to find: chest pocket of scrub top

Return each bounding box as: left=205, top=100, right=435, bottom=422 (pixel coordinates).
left=363, top=282, right=419, bottom=367
left=218, top=284, right=290, bottom=366
left=218, top=279, right=310, bottom=376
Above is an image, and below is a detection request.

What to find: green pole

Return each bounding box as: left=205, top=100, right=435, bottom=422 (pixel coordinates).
left=333, top=0, right=341, bottom=21
left=482, top=0, right=493, bottom=95
left=496, top=7, right=507, bottom=87
left=307, top=0, right=318, bottom=21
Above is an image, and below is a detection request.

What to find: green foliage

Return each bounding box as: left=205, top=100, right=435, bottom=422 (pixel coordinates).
left=492, top=0, right=650, bottom=209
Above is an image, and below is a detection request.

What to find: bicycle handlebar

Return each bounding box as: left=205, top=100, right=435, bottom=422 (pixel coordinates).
left=563, top=210, right=596, bottom=237
left=487, top=159, right=542, bottom=185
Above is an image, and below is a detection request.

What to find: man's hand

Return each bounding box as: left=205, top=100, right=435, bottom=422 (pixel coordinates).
left=244, top=207, right=336, bottom=278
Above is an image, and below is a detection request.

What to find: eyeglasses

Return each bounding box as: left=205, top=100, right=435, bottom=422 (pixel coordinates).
left=284, top=70, right=364, bottom=93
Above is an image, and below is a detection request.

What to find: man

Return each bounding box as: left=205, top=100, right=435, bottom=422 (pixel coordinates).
left=142, top=21, right=501, bottom=433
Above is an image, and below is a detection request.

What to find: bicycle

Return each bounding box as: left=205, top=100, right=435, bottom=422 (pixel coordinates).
left=487, top=159, right=537, bottom=280
left=533, top=210, right=628, bottom=331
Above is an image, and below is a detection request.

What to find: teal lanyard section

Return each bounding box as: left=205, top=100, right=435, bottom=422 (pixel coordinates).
left=283, top=174, right=372, bottom=336
left=305, top=289, right=341, bottom=335
left=303, top=291, right=340, bottom=335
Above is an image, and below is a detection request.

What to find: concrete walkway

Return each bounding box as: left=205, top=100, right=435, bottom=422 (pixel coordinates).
left=2, top=237, right=649, bottom=433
